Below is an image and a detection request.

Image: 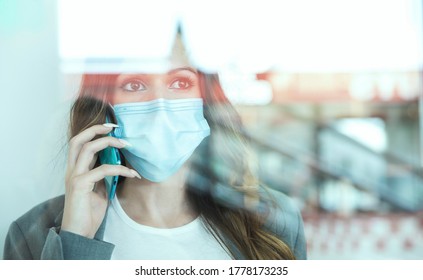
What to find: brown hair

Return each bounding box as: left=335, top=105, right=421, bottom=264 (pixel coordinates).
left=69, top=72, right=295, bottom=259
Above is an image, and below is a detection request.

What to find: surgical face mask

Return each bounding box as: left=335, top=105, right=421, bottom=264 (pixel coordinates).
left=113, top=98, right=210, bottom=182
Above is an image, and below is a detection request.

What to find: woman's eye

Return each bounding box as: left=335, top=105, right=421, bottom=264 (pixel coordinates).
left=121, top=80, right=146, bottom=92
left=169, top=78, right=192, bottom=90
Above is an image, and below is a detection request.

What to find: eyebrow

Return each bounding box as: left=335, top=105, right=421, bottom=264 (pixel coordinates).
left=167, top=67, right=198, bottom=75
left=116, top=67, right=198, bottom=81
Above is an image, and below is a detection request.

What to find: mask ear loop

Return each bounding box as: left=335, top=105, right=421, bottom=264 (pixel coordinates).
left=104, top=102, right=123, bottom=137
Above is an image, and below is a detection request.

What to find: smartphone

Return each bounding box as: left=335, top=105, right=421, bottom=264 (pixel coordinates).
left=99, top=116, right=121, bottom=200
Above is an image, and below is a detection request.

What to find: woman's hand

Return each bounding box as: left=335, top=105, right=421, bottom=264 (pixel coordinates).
left=61, top=124, right=140, bottom=239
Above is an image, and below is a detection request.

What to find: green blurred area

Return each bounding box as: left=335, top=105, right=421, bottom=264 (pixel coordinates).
left=0, top=0, right=46, bottom=35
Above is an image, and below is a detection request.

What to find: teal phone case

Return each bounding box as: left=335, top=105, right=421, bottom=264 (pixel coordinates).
left=99, top=119, right=121, bottom=200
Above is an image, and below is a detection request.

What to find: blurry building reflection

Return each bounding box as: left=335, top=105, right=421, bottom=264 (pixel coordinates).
left=232, top=71, right=423, bottom=259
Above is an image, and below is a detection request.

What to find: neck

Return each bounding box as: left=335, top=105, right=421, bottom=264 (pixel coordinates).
left=116, top=165, right=198, bottom=228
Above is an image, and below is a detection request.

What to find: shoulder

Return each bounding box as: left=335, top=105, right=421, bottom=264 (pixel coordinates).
left=260, top=187, right=307, bottom=260
left=4, top=195, right=65, bottom=259
left=14, top=195, right=65, bottom=230
left=260, top=187, right=300, bottom=237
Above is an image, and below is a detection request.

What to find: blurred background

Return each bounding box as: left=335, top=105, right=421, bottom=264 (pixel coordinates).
left=1, top=0, right=422, bottom=259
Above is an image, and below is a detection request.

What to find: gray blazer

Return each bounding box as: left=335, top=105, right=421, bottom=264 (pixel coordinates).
left=3, top=189, right=307, bottom=260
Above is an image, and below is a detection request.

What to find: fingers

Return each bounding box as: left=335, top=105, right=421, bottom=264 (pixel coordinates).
left=73, top=136, right=128, bottom=176
left=67, top=124, right=118, bottom=170
left=68, top=164, right=141, bottom=195
left=92, top=164, right=141, bottom=182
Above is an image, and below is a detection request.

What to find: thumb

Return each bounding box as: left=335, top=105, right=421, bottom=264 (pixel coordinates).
left=93, top=179, right=108, bottom=199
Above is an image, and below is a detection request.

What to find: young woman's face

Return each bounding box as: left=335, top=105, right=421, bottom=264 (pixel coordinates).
left=111, top=67, right=201, bottom=104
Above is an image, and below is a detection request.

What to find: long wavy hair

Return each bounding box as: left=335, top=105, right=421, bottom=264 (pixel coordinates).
left=69, top=72, right=295, bottom=260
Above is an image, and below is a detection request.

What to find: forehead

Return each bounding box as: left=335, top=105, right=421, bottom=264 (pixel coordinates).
left=169, top=33, right=193, bottom=67
left=112, top=35, right=194, bottom=77
left=115, top=37, right=194, bottom=77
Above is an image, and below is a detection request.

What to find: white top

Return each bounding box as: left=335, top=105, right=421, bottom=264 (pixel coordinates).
left=103, top=195, right=232, bottom=260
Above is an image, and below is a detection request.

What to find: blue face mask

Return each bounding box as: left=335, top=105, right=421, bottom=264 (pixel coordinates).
left=113, top=98, right=210, bottom=182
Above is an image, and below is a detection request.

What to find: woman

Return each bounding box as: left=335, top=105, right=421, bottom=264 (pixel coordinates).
left=3, top=38, right=306, bottom=260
